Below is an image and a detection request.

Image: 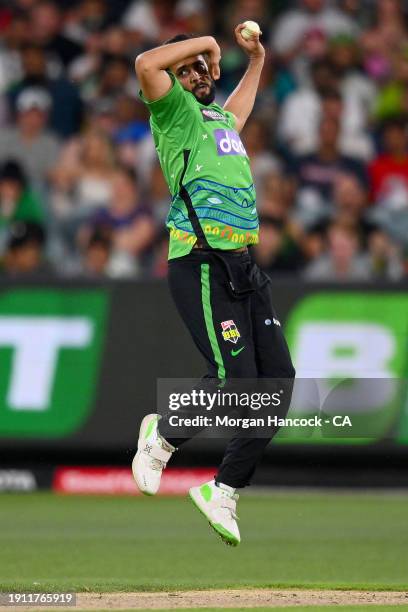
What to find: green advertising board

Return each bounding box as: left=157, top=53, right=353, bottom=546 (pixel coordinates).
left=0, top=289, right=108, bottom=438
left=283, top=292, right=408, bottom=444
left=1, top=283, right=408, bottom=450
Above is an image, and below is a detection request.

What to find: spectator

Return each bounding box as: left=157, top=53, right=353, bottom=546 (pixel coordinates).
left=0, top=0, right=405, bottom=282
left=304, top=221, right=372, bottom=280
left=328, top=34, right=376, bottom=158
left=50, top=128, right=116, bottom=221
left=0, top=160, right=45, bottom=229
left=279, top=59, right=336, bottom=155
left=330, top=173, right=370, bottom=231
left=85, top=97, right=118, bottom=137
left=368, top=117, right=408, bottom=249
left=175, top=0, right=209, bottom=37
left=80, top=226, right=112, bottom=277
left=122, top=0, right=181, bottom=43
left=8, top=44, right=83, bottom=137
left=64, top=0, right=110, bottom=45
left=0, top=10, right=27, bottom=95
left=375, top=51, right=408, bottom=121
left=95, top=55, right=137, bottom=102
left=87, top=166, right=156, bottom=277
left=258, top=172, right=294, bottom=218
left=241, top=117, right=281, bottom=197
left=253, top=215, right=305, bottom=274
left=112, top=94, right=152, bottom=171
left=272, top=0, right=358, bottom=81
left=367, top=228, right=404, bottom=279
left=0, top=87, right=60, bottom=189
left=326, top=174, right=404, bottom=278
left=279, top=60, right=372, bottom=158
left=29, top=0, right=83, bottom=71
left=339, top=0, right=364, bottom=22
left=2, top=221, right=50, bottom=276
left=291, top=116, right=367, bottom=227
left=369, top=117, right=408, bottom=209
left=253, top=173, right=303, bottom=274
left=298, top=220, right=327, bottom=269
left=361, top=0, right=408, bottom=81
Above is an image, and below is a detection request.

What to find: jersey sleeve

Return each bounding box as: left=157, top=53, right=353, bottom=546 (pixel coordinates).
left=139, top=72, right=190, bottom=133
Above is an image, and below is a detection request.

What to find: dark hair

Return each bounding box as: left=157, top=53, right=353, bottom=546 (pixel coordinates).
left=381, top=115, right=408, bottom=134
left=102, top=54, right=130, bottom=72
left=259, top=215, right=284, bottom=230
left=115, top=165, right=138, bottom=185
left=7, top=222, right=45, bottom=250
left=306, top=219, right=329, bottom=236
left=87, top=227, right=112, bottom=250
left=20, top=43, right=45, bottom=54
left=162, top=33, right=195, bottom=46
left=0, top=160, right=27, bottom=187
left=321, top=88, right=342, bottom=103
left=310, top=59, right=335, bottom=75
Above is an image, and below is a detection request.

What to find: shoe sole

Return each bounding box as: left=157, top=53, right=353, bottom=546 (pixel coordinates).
left=132, top=414, right=158, bottom=496
left=188, top=489, right=240, bottom=547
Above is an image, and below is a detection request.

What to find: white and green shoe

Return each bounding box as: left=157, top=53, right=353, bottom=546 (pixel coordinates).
left=189, top=480, right=241, bottom=546
left=132, top=414, right=175, bottom=496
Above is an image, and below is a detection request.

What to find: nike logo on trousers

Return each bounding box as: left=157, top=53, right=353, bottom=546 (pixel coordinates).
left=231, top=346, right=245, bottom=357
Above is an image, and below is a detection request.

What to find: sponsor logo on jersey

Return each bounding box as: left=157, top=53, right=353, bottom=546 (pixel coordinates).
left=215, top=129, right=247, bottom=156
left=221, top=319, right=241, bottom=344
left=201, top=108, right=227, bottom=122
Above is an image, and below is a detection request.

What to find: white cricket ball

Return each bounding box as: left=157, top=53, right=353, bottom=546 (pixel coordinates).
left=241, top=20, right=261, bottom=41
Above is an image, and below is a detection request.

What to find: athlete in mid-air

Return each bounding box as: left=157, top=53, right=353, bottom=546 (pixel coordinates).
left=133, top=26, right=295, bottom=546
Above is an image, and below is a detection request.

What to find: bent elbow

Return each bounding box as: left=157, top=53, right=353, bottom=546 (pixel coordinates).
left=135, top=54, right=151, bottom=76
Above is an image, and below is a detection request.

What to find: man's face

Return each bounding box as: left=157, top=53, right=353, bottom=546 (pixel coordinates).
left=18, top=108, right=47, bottom=134
left=9, top=242, right=42, bottom=274
left=171, top=54, right=215, bottom=105
left=384, top=125, right=407, bottom=154
left=319, top=117, right=340, bottom=149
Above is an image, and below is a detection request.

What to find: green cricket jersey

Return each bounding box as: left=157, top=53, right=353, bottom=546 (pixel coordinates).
left=140, top=73, right=259, bottom=259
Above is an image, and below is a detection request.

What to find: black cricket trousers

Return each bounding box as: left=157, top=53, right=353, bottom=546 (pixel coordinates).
left=163, top=248, right=296, bottom=488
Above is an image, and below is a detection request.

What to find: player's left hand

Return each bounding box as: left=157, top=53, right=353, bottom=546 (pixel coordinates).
left=234, top=24, right=265, bottom=59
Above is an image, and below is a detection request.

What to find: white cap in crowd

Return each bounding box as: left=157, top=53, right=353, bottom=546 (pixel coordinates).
left=16, top=88, right=52, bottom=113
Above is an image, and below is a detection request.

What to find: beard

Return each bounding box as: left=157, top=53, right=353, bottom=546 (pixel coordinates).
left=192, top=80, right=216, bottom=105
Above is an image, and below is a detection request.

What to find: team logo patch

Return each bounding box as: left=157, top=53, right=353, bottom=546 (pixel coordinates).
left=221, top=320, right=241, bottom=344
left=215, top=129, right=247, bottom=156
left=201, top=108, right=227, bottom=122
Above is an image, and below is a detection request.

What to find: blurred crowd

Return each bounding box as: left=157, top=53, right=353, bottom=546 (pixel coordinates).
left=1, top=0, right=408, bottom=281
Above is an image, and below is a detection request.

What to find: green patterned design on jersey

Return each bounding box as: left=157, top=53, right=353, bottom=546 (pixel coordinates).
left=140, top=73, right=259, bottom=259
left=169, top=178, right=258, bottom=251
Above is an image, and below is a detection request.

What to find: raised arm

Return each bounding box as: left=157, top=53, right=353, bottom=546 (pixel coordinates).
left=223, top=24, right=265, bottom=133
left=135, top=36, right=221, bottom=102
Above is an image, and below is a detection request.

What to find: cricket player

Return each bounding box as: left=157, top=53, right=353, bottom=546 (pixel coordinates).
left=133, top=26, right=295, bottom=546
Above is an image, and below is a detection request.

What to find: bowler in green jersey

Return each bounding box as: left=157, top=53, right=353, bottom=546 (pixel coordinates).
left=133, top=26, right=295, bottom=546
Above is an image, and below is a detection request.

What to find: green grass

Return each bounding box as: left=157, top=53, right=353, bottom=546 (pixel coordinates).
left=119, top=609, right=408, bottom=612
left=117, top=609, right=408, bottom=612
left=19, top=609, right=408, bottom=612
left=0, top=492, right=407, bottom=592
